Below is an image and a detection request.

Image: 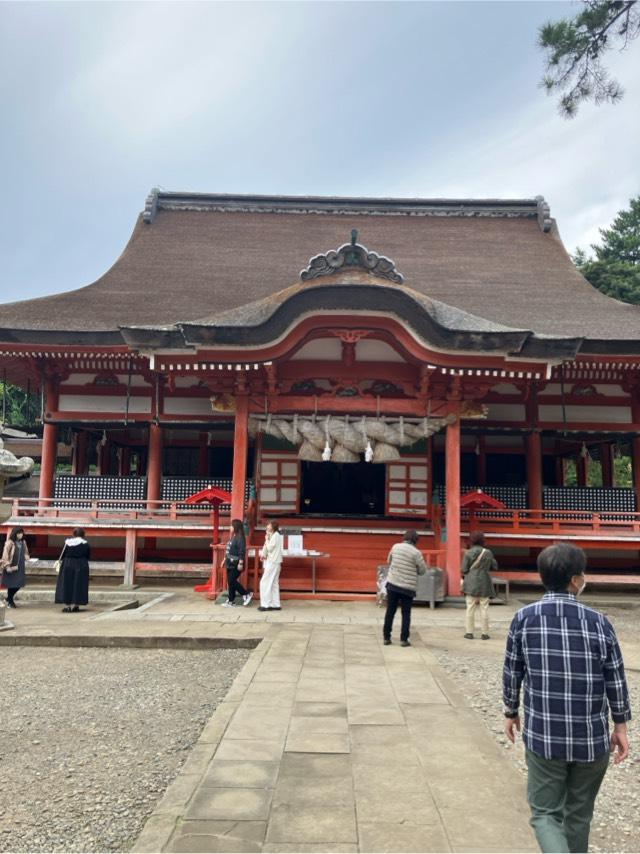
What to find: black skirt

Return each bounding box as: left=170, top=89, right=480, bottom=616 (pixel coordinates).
left=55, top=542, right=90, bottom=606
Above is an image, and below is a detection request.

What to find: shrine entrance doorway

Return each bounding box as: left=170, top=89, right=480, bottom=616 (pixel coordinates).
left=300, top=460, right=386, bottom=517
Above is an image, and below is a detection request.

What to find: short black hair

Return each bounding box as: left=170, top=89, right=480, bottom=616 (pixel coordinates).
left=403, top=529, right=419, bottom=545
left=8, top=527, right=24, bottom=542
left=73, top=527, right=85, bottom=538
left=469, top=531, right=485, bottom=547
left=537, top=543, right=586, bottom=592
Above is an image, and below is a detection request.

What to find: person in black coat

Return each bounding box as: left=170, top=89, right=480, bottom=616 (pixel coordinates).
left=55, top=527, right=91, bottom=613
left=222, top=518, right=252, bottom=608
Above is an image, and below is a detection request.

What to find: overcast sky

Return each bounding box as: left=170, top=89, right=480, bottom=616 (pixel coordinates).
left=1, top=0, right=639, bottom=301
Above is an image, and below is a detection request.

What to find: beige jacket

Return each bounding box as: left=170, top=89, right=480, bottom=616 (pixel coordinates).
left=1, top=538, right=30, bottom=570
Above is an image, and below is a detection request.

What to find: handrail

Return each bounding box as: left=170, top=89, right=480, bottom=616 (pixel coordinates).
left=8, top=496, right=226, bottom=522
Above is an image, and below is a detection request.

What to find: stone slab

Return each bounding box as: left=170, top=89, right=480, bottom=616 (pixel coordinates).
left=200, top=760, right=280, bottom=789
left=284, top=731, right=350, bottom=754
left=265, top=803, right=357, bottom=844
left=185, top=787, right=273, bottom=821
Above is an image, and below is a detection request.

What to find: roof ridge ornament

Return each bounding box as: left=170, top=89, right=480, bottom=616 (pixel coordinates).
left=143, top=187, right=160, bottom=224
left=535, top=196, right=552, bottom=233
left=300, top=230, right=404, bottom=284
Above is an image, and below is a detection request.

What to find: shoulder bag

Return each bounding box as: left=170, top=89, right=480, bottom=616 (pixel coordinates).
left=54, top=544, right=67, bottom=575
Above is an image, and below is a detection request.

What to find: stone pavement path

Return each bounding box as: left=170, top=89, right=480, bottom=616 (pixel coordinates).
left=133, top=623, right=538, bottom=853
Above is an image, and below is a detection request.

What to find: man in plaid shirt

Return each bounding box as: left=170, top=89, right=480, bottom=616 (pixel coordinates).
left=503, top=543, right=631, bottom=853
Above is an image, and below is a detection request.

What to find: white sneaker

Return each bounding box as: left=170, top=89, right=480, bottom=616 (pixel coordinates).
left=222, top=600, right=236, bottom=608
left=243, top=593, right=253, bottom=607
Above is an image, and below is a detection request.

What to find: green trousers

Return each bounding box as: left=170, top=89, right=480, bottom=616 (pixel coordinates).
left=526, top=749, right=609, bottom=853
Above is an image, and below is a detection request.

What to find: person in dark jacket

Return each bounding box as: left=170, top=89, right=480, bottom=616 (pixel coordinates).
left=461, top=531, right=497, bottom=639
left=222, top=518, right=253, bottom=608
left=55, top=528, right=91, bottom=613
left=383, top=529, right=427, bottom=647
left=1, top=526, right=30, bottom=608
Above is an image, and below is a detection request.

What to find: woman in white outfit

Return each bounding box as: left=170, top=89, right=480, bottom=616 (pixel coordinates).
left=258, top=521, right=284, bottom=611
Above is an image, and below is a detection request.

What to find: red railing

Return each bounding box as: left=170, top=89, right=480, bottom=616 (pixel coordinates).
left=462, top=508, right=640, bottom=536
left=8, top=497, right=222, bottom=523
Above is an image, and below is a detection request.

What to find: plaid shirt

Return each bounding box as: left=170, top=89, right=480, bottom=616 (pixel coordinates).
left=503, top=592, right=631, bottom=762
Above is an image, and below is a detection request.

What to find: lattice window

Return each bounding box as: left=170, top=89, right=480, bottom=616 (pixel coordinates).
left=386, top=458, right=429, bottom=517
left=259, top=452, right=299, bottom=513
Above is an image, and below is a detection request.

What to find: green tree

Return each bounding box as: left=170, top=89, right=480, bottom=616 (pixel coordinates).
left=574, top=195, right=640, bottom=305
left=539, top=0, right=640, bottom=117
left=0, top=382, right=36, bottom=428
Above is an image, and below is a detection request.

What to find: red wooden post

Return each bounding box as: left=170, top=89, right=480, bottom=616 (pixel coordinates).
left=147, top=423, right=163, bottom=508
left=445, top=415, right=462, bottom=596
left=72, top=430, right=88, bottom=476
left=119, top=446, right=131, bottom=477
left=632, top=437, right=640, bottom=513
left=98, top=439, right=112, bottom=476
left=600, top=442, right=614, bottom=488
left=577, top=452, right=589, bottom=487
left=39, top=375, right=59, bottom=507
left=123, top=528, right=137, bottom=587
left=526, top=431, right=543, bottom=510
left=231, top=395, right=249, bottom=523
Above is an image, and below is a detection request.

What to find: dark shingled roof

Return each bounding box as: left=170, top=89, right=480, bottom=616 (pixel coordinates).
left=1, top=191, right=639, bottom=354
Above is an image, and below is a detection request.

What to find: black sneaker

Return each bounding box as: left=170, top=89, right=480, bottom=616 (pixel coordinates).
left=383, top=638, right=391, bottom=645
left=401, top=640, right=411, bottom=647
left=481, top=634, right=490, bottom=640
left=464, top=633, right=474, bottom=639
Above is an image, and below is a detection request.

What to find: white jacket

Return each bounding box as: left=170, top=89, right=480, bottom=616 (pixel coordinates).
left=261, top=531, right=283, bottom=568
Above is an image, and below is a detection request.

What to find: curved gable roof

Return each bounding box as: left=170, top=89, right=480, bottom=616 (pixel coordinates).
left=0, top=191, right=638, bottom=353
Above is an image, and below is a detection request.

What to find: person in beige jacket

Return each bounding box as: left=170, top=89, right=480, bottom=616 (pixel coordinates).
left=383, top=530, right=427, bottom=647
left=1, top=526, right=30, bottom=608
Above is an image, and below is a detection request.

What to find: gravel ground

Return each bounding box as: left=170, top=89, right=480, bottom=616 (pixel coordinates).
left=433, top=607, right=640, bottom=854
left=0, top=647, right=251, bottom=853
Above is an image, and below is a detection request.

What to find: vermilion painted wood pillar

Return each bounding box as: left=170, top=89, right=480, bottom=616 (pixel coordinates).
left=39, top=376, right=59, bottom=504
left=445, top=415, right=461, bottom=596
left=72, top=431, right=88, bottom=476
left=633, top=394, right=640, bottom=511
left=198, top=432, right=209, bottom=477
left=147, top=423, right=163, bottom=505
left=600, top=443, right=614, bottom=488
left=526, top=432, right=543, bottom=509
left=231, top=396, right=249, bottom=523
left=98, top=441, right=111, bottom=476
left=119, top=447, right=131, bottom=477
left=632, top=438, right=640, bottom=512
left=577, top=452, right=589, bottom=487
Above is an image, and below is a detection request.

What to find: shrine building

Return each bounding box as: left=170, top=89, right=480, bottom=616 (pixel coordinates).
left=1, top=190, right=640, bottom=597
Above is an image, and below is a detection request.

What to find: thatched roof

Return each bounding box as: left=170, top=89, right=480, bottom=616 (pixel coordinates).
left=1, top=191, right=638, bottom=354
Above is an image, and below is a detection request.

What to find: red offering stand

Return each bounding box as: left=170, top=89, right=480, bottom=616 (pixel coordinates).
left=186, top=486, right=233, bottom=598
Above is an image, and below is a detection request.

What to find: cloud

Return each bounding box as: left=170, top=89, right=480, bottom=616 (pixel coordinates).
left=394, top=46, right=640, bottom=253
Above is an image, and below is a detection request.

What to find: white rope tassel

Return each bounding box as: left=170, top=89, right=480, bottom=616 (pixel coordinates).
left=322, top=415, right=332, bottom=462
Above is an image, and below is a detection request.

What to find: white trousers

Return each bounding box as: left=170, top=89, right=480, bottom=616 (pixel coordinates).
left=260, top=561, right=282, bottom=608
left=465, top=595, right=490, bottom=635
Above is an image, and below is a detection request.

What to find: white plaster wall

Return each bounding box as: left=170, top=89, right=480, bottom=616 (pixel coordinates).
left=538, top=405, right=632, bottom=424
left=58, top=394, right=151, bottom=413
left=163, top=398, right=213, bottom=416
